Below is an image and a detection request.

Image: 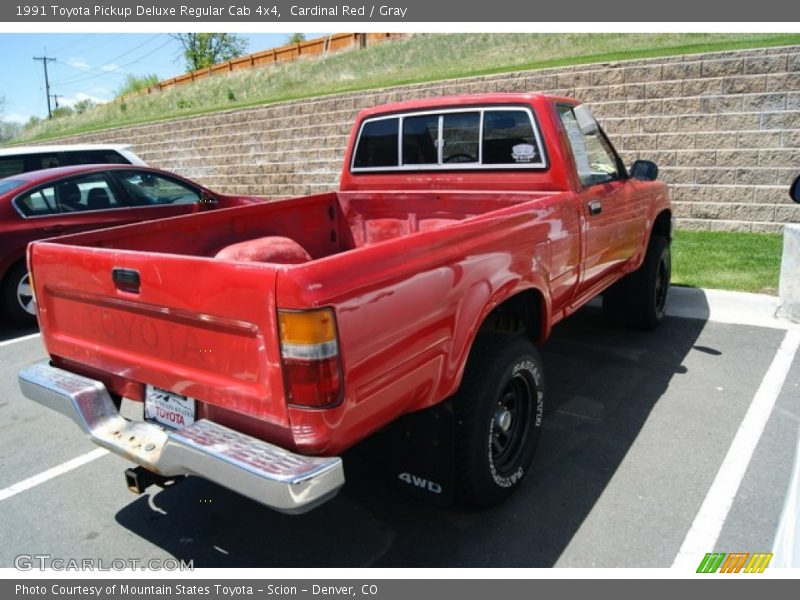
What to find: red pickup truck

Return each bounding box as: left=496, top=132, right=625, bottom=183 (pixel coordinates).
left=19, top=94, right=672, bottom=514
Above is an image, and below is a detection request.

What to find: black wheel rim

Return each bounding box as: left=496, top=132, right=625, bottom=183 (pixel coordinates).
left=490, top=371, right=534, bottom=474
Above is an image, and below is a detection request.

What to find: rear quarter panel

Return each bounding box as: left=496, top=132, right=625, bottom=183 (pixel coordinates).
left=277, top=191, right=580, bottom=454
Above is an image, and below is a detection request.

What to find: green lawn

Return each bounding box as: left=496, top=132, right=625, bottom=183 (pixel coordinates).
left=11, top=32, right=800, bottom=143
left=671, top=230, right=783, bottom=295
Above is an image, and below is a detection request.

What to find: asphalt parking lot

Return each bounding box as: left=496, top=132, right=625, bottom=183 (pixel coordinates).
left=1, top=288, right=798, bottom=569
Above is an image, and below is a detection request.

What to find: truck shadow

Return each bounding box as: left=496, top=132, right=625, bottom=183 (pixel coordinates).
left=0, top=322, right=38, bottom=343
left=114, top=304, right=708, bottom=567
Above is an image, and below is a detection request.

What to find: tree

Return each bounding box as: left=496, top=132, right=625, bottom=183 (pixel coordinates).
left=0, top=121, right=21, bottom=143
left=73, top=98, right=97, bottom=114
left=288, top=33, right=306, bottom=44
left=172, top=33, right=248, bottom=71
left=51, top=106, right=74, bottom=119
left=0, top=95, right=22, bottom=143
left=115, top=73, right=159, bottom=98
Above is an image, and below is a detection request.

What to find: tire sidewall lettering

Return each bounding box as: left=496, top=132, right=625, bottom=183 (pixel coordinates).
left=487, top=356, right=543, bottom=488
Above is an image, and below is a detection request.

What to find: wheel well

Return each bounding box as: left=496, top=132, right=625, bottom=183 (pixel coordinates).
left=478, top=289, right=545, bottom=343
left=653, top=209, right=672, bottom=241
left=1, top=257, right=25, bottom=287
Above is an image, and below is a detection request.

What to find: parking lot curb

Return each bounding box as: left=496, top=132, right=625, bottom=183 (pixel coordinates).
left=666, top=287, right=794, bottom=330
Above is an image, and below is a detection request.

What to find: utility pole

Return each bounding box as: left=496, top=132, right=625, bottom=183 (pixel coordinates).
left=33, top=55, right=56, bottom=119
left=50, top=94, right=62, bottom=110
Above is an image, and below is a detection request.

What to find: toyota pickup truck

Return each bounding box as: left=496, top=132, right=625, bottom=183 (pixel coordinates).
left=19, top=94, right=672, bottom=514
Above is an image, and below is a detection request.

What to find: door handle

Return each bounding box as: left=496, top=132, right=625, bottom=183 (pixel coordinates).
left=588, top=200, right=603, bottom=216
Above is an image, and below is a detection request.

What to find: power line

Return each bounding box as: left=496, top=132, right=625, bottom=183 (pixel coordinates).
left=50, top=33, right=118, bottom=55
left=57, top=59, right=93, bottom=74
left=51, top=34, right=165, bottom=85
left=48, top=38, right=174, bottom=89
left=50, top=35, right=141, bottom=80
left=33, top=55, right=56, bottom=119
left=57, top=34, right=164, bottom=81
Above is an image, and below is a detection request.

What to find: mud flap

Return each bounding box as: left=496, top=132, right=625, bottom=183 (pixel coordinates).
left=384, top=400, right=457, bottom=506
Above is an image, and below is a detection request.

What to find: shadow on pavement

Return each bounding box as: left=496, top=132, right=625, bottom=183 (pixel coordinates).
left=115, top=302, right=709, bottom=567
left=0, top=322, right=38, bottom=344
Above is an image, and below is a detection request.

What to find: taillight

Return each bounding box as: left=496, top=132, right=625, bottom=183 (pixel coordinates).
left=278, top=308, right=342, bottom=408
left=26, top=251, right=37, bottom=310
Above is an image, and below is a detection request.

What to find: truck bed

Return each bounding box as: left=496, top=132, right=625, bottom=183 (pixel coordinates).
left=57, top=190, right=556, bottom=258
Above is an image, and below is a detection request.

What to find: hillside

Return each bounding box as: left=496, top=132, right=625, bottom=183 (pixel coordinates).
left=13, top=32, right=800, bottom=143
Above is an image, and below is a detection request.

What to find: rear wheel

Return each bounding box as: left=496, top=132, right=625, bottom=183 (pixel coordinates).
left=603, top=234, right=671, bottom=330
left=454, top=334, right=545, bottom=507
left=1, top=263, right=36, bottom=324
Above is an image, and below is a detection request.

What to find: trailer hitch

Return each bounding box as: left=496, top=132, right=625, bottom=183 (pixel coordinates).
left=124, top=466, right=185, bottom=495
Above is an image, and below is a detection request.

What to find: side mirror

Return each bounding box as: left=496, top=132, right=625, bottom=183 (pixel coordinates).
left=791, top=175, right=800, bottom=204
left=573, top=104, right=599, bottom=136
left=199, top=190, right=218, bottom=206
left=630, top=160, right=659, bottom=182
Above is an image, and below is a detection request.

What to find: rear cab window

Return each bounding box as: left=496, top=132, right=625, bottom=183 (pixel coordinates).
left=351, top=105, right=546, bottom=172
left=353, top=119, right=400, bottom=168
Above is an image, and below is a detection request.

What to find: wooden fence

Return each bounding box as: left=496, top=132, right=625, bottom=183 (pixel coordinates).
left=132, top=33, right=403, bottom=98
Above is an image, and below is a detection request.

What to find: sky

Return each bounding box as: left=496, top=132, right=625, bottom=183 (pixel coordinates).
left=0, top=33, right=323, bottom=124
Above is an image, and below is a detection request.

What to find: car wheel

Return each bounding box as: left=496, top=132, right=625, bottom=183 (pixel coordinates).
left=2, top=263, right=37, bottom=324
left=454, top=333, right=545, bottom=507
left=603, top=234, right=671, bottom=330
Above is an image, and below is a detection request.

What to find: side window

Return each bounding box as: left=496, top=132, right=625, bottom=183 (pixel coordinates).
left=16, top=187, right=57, bottom=216
left=558, top=106, right=620, bottom=187
left=0, top=157, right=25, bottom=178
left=15, top=173, right=123, bottom=217
left=0, top=150, right=130, bottom=178
left=38, top=154, right=61, bottom=169
left=483, top=110, right=540, bottom=165
left=353, top=118, right=399, bottom=168
left=0, top=153, right=62, bottom=177
left=67, top=150, right=130, bottom=165
left=114, top=171, right=200, bottom=206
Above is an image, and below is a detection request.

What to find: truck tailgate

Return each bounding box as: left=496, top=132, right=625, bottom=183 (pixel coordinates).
left=30, top=241, right=289, bottom=426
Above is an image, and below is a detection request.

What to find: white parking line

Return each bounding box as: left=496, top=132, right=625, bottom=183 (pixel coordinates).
left=0, top=332, right=41, bottom=348
left=672, top=328, right=800, bottom=569
left=0, top=448, right=108, bottom=503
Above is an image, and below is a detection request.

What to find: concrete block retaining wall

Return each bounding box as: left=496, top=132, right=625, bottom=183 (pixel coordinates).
left=49, top=44, right=800, bottom=232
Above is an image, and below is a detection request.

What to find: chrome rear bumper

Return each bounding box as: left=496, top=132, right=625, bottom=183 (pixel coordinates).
left=18, top=361, right=344, bottom=514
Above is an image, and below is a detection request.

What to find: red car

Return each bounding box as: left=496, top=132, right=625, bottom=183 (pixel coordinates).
left=0, top=164, right=260, bottom=323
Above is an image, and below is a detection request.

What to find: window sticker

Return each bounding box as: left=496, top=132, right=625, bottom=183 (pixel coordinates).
left=511, top=143, right=536, bottom=163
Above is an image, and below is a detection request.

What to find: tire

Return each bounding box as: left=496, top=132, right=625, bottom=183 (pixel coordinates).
left=1, top=263, right=37, bottom=325
left=603, top=235, right=671, bottom=330
left=454, top=333, right=545, bottom=507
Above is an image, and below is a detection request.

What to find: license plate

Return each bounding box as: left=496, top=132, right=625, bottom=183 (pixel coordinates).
left=145, top=386, right=195, bottom=429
